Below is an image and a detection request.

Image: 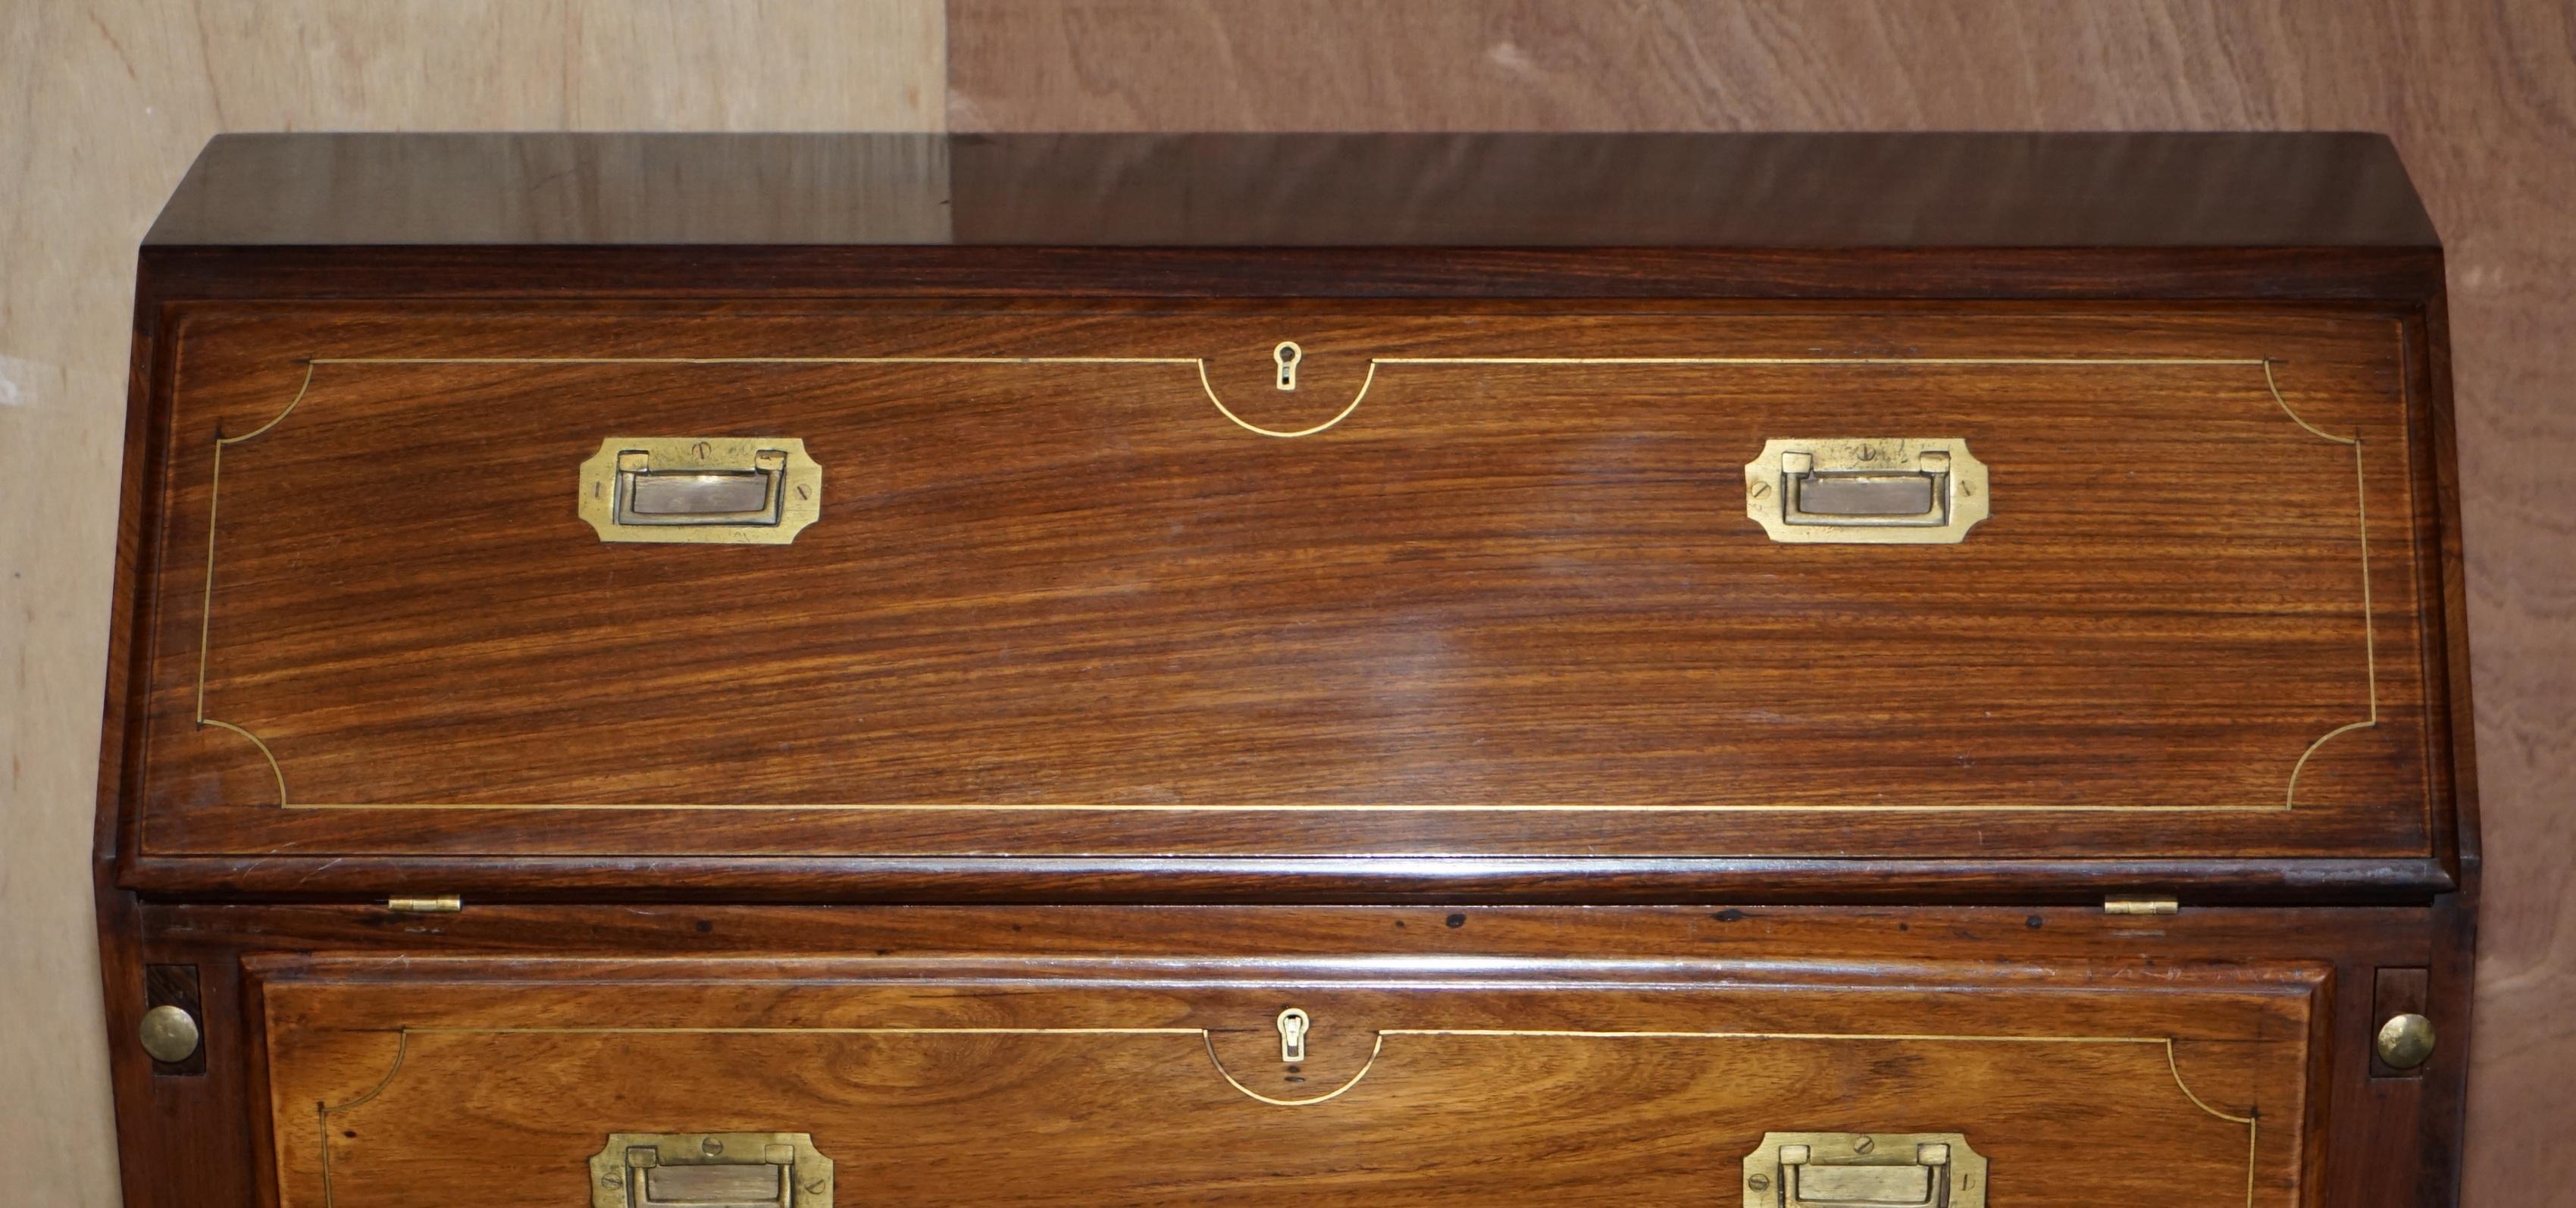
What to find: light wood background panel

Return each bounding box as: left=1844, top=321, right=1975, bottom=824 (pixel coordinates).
left=0, top=4, right=941, bottom=1204
left=944, top=3, right=2576, bottom=1204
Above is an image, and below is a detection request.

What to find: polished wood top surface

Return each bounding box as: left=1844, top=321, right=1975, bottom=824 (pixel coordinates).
left=142, top=132, right=2439, bottom=249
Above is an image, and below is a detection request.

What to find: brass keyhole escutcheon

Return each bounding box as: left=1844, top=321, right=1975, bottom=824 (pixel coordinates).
left=1274, top=341, right=1302, bottom=391
left=1276, top=1006, right=1311, bottom=1062
left=2376, top=1012, right=2436, bottom=1069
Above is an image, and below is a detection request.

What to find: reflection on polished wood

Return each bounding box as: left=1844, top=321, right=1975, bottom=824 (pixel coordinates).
left=146, top=132, right=2436, bottom=251
left=258, top=942, right=2308, bottom=1207
left=146, top=309, right=2424, bottom=870
left=95, top=133, right=2479, bottom=1208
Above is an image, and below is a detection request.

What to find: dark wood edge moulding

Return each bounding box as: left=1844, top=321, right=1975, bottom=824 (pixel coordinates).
left=133, top=243, right=2446, bottom=302
left=118, top=855, right=2459, bottom=906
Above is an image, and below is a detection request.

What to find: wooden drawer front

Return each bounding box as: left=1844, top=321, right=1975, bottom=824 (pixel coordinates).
left=255, top=954, right=2319, bottom=1206
left=139, top=302, right=2437, bottom=868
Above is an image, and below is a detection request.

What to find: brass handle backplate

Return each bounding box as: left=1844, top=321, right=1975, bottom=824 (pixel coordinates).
left=1742, top=1132, right=1985, bottom=1207
left=590, top=1132, right=834, bottom=1208
left=578, top=437, right=823, bottom=545
left=1745, top=438, right=1989, bottom=544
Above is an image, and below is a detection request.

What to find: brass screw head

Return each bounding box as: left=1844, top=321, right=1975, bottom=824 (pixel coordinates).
left=2376, top=1013, right=2437, bottom=1069
left=138, top=1005, right=202, bottom=1063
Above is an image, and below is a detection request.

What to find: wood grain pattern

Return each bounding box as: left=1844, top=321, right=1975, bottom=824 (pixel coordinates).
left=126, top=304, right=2430, bottom=871
left=256, top=956, right=2308, bottom=1206
left=118, top=901, right=2459, bottom=1208
left=14, top=8, right=2541, bottom=1203
left=83, top=131, right=2476, bottom=1206
left=2, top=6, right=942, bottom=1206
left=946, top=6, right=2572, bottom=1199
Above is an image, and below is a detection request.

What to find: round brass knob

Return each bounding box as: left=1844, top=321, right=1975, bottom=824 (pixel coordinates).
left=2375, top=1012, right=2436, bottom=1069
left=139, top=1004, right=202, bottom=1063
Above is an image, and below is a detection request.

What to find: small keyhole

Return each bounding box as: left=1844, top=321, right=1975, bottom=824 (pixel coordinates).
left=1277, top=1006, right=1311, bottom=1062
left=1274, top=341, right=1302, bottom=391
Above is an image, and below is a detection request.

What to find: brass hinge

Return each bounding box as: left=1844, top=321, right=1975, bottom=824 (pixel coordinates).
left=2103, top=895, right=2179, bottom=915
left=385, top=894, right=462, bottom=913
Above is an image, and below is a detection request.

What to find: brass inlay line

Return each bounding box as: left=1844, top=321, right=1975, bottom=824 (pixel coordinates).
left=306, top=357, right=1197, bottom=364
left=2164, top=1038, right=2258, bottom=1126
left=321, top=1025, right=2255, bottom=1119
left=301, top=353, right=2283, bottom=442
left=1198, top=357, right=1378, bottom=437
left=199, top=719, right=285, bottom=806
left=2161, top=1037, right=2264, bottom=1208
left=193, top=361, right=313, bottom=808
left=394, top=1025, right=1203, bottom=1037
left=1203, top=1031, right=1386, bottom=1106
left=2248, top=1118, right=2261, bottom=1208
left=314, top=1027, right=405, bottom=1208
left=2261, top=358, right=2380, bottom=809
left=290, top=800, right=2277, bottom=813
left=310, top=1023, right=2265, bottom=1204
left=1386, top=355, right=2276, bottom=365
left=199, top=355, right=2377, bottom=822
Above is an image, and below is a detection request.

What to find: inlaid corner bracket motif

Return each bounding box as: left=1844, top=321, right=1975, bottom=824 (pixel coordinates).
left=195, top=353, right=2376, bottom=813
left=311, top=1022, right=2267, bottom=1207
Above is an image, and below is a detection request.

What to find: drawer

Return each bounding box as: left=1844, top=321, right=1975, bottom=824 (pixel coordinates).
left=249, top=947, right=2321, bottom=1206
left=128, top=300, right=2445, bottom=883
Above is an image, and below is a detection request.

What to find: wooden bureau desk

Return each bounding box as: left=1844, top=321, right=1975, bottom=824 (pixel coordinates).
left=96, top=133, right=2475, bottom=1206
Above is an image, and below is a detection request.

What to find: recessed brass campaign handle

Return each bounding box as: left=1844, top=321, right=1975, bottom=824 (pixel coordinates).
left=590, top=1132, right=834, bottom=1208
left=578, top=437, right=822, bottom=544
left=1742, top=1133, right=1986, bottom=1207
left=1744, top=438, right=1989, bottom=544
